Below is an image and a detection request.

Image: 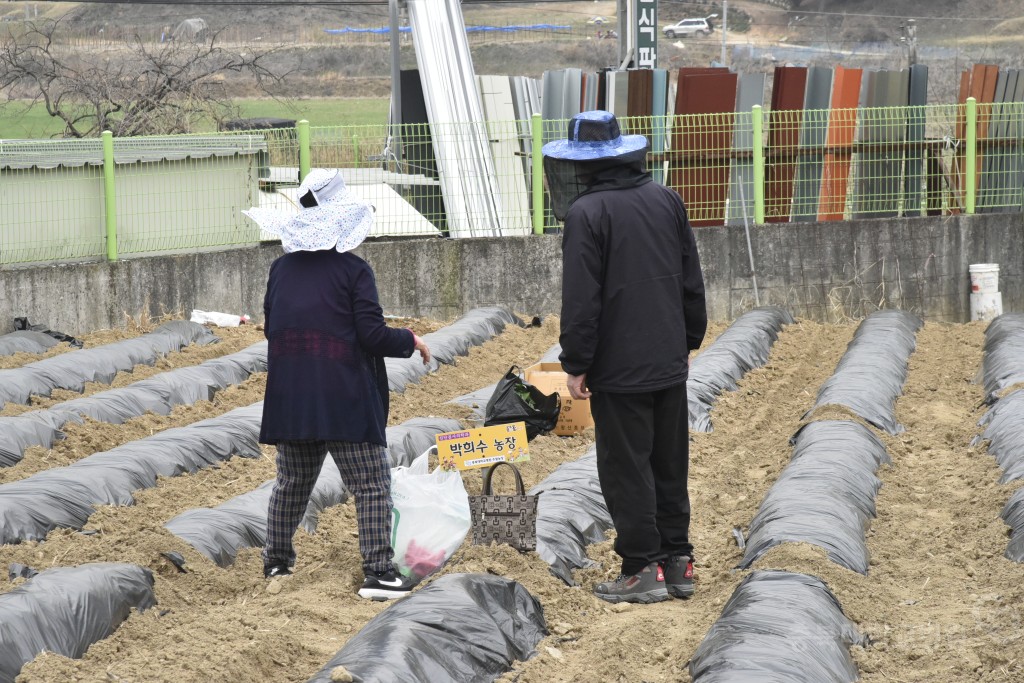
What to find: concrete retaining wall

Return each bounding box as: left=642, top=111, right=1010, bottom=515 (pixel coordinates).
left=1, top=213, right=1020, bottom=334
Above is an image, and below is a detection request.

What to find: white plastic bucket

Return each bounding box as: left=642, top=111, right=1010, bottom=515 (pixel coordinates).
left=969, top=263, right=1000, bottom=294
left=971, top=290, right=1003, bottom=322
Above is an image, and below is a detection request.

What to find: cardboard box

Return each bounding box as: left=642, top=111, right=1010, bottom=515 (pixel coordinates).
left=524, top=362, right=595, bottom=436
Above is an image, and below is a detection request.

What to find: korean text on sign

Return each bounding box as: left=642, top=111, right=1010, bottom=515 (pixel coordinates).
left=435, top=422, right=530, bottom=471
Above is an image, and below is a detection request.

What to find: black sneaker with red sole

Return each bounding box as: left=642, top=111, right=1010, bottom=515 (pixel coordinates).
left=593, top=562, right=670, bottom=604
left=662, top=555, right=694, bottom=598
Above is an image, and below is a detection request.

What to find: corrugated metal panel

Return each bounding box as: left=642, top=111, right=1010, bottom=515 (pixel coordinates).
left=764, top=66, right=807, bottom=223
left=0, top=135, right=266, bottom=171
left=407, top=0, right=503, bottom=237
left=726, top=73, right=766, bottom=226
left=669, top=71, right=737, bottom=227
left=902, top=64, right=929, bottom=217
left=792, top=66, right=833, bottom=222
left=651, top=68, right=669, bottom=185
left=818, top=66, right=862, bottom=221
left=477, top=74, right=531, bottom=235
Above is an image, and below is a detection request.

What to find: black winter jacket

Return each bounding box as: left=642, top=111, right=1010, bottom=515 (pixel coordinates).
left=559, top=179, right=707, bottom=392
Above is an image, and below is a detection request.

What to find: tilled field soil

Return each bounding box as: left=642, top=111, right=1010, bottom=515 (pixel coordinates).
left=3, top=314, right=1022, bottom=682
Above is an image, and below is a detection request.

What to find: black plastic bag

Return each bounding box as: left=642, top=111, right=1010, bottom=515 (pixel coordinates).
left=484, top=366, right=560, bottom=440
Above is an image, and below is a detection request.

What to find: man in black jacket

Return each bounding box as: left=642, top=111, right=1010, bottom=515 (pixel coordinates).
left=544, top=110, right=707, bottom=604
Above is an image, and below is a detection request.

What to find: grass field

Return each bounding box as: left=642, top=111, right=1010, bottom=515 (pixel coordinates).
left=0, top=97, right=389, bottom=139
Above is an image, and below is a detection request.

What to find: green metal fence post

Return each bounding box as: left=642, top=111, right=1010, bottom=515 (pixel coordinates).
left=297, top=119, right=311, bottom=181
left=531, top=113, right=544, bottom=235
left=752, top=105, right=765, bottom=225
left=965, top=97, right=977, bottom=215
left=101, top=130, right=118, bottom=262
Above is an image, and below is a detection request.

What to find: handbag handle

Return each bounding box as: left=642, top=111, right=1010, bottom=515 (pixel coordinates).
left=481, top=461, right=527, bottom=496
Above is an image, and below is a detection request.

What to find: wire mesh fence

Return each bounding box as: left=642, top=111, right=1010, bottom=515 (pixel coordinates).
left=1, top=101, right=1019, bottom=266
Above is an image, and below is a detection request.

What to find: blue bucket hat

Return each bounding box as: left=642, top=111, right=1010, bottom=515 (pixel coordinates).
left=541, top=110, right=648, bottom=162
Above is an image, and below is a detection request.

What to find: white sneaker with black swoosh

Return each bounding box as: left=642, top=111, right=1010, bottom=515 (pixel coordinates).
left=358, top=569, right=416, bottom=600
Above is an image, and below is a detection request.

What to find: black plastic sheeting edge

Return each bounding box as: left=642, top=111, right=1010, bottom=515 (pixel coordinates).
left=738, top=420, right=890, bottom=575
left=688, top=306, right=795, bottom=433
left=164, top=417, right=462, bottom=567
left=530, top=448, right=613, bottom=585
left=0, top=563, right=157, bottom=683
left=973, top=390, right=1024, bottom=483
left=1001, top=487, right=1024, bottom=562
left=0, top=341, right=268, bottom=468
left=386, top=307, right=520, bottom=392
left=805, top=310, right=922, bottom=435
left=0, top=403, right=263, bottom=545
left=0, top=331, right=59, bottom=356
left=306, top=573, right=547, bottom=683
left=973, top=317, right=1024, bottom=560
left=0, top=321, right=218, bottom=409
left=980, top=313, right=1024, bottom=402
left=689, top=570, right=863, bottom=683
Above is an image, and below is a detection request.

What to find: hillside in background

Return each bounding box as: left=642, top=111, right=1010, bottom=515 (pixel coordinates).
left=3, top=0, right=1024, bottom=137
left=9, top=0, right=1023, bottom=47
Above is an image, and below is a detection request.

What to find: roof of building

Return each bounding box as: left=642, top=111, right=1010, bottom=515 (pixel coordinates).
left=0, top=134, right=269, bottom=171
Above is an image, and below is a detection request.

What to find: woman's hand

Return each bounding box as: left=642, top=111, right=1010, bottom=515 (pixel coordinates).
left=413, top=333, right=431, bottom=366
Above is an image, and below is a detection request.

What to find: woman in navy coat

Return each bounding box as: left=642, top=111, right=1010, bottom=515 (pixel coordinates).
left=245, top=169, right=430, bottom=600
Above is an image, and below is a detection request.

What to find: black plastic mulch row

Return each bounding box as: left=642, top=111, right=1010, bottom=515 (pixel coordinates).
left=738, top=420, right=890, bottom=574
left=0, top=321, right=217, bottom=409
left=0, top=563, right=157, bottom=683
left=805, top=309, right=922, bottom=434
left=0, top=341, right=267, bottom=467
left=688, top=306, right=795, bottom=433
left=974, top=314, right=1024, bottom=561
left=386, top=307, right=520, bottom=391
left=690, top=570, right=863, bottom=683
left=979, top=313, right=1024, bottom=402
left=306, top=573, right=546, bottom=683
left=0, top=331, right=59, bottom=356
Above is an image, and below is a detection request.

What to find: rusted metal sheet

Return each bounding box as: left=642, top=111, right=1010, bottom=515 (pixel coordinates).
left=764, top=66, right=807, bottom=223
left=626, top=68, right=654, bottom=142
left=818, top=66, right=862, bottom=221
left=668, top=70, right=737, bottom=227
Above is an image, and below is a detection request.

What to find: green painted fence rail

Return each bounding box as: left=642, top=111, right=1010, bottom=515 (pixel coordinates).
left=0, top=100, right=1015, bottom=266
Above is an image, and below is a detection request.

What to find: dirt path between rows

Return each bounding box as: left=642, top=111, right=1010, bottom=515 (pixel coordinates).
left=6, top=317, right=1023, bottom=682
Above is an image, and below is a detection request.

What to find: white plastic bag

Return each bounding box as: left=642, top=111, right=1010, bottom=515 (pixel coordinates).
left=190, top=309, right=250, bottom=327
left=390, top=448, right=471, bottom=581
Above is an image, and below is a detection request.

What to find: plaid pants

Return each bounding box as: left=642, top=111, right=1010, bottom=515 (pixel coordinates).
left=263, top=440, right=394, bottom=574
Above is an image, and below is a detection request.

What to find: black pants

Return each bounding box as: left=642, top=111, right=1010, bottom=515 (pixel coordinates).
left=590, top=382, right=692, bottom=576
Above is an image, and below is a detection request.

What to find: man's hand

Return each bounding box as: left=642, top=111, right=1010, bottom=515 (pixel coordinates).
left=566, top=373, right=592, bottom=400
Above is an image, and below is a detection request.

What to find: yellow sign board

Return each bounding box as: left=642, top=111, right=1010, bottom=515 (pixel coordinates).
left=435, top=422, right=530, bottom=471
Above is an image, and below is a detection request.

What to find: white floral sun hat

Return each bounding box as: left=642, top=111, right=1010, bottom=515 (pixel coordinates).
left=243, top=169, right=374, bottom=254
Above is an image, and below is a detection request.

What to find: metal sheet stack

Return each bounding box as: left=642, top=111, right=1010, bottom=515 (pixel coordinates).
left=407, top=0, right=502, bottom=238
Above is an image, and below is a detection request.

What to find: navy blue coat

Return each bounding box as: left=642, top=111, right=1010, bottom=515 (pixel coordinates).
left=260, top=250, right=415, bottom=445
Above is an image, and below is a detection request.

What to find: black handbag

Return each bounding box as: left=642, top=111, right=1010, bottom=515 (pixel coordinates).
left=469, top=462, right=538, bottom=552
left=484, top=366, right=561, bottom=441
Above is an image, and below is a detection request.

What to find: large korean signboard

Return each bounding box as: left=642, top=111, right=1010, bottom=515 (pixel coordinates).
left=636, top=0, right=657, bottom=69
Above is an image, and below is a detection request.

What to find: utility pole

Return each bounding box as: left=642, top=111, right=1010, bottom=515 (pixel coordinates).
left=388, top=0, right=403, bottom=167
left=721, top=0, right=728, bottom=67
left=906, top=18, right=917, bottom=66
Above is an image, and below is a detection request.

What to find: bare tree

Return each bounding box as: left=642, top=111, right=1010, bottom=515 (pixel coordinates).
left=0, top=15, right=289, bottom=137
